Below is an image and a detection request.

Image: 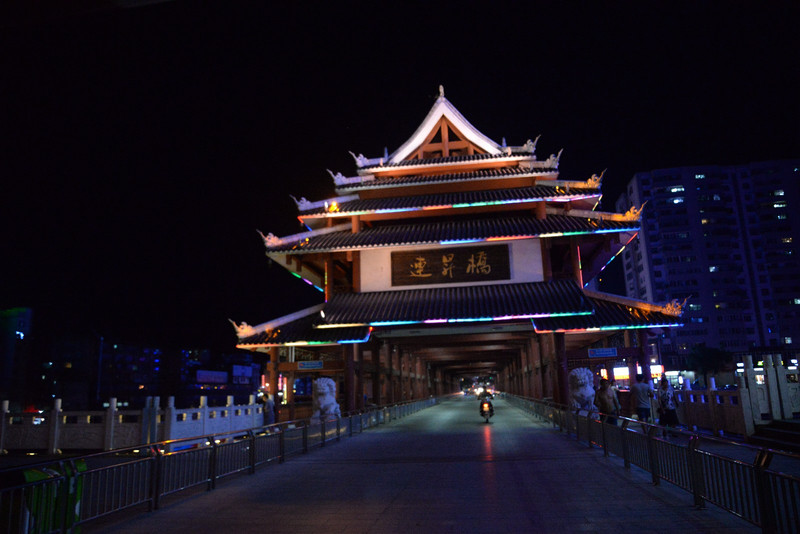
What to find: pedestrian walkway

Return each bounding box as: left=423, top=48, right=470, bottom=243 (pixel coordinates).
left=87, top=396, right=758, bottom=533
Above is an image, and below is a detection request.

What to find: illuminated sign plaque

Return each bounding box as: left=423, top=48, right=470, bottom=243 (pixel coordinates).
left=391, top=244, right=510, bottom=286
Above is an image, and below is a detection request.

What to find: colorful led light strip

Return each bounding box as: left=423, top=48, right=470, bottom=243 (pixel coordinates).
left=534, top=322, right=683, bottom=334
left=299, top=194, right=602, bottom=219
left=584, top=236, right=636, bottom=288
left=290, top=271, right=324, bottom=292
left=369, top=310, right=594, bottom=327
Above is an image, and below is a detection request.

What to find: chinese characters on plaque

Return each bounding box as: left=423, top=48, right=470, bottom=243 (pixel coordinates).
left=391, top=245, right=511, bottom=286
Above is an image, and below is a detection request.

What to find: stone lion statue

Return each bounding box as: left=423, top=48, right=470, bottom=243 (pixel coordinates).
left=312, top=377, right=341, bottom=422
left=568, top=368, right=596, bottom=411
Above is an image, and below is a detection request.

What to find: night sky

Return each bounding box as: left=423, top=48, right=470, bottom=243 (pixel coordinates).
left=1, top=2, right=798, bottom=352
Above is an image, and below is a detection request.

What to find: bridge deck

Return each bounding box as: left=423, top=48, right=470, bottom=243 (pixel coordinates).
left=88, top=396, right=758, bottom=533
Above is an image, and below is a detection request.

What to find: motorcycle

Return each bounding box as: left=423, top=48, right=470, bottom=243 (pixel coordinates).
left=480, top=399, right=494, bottom=423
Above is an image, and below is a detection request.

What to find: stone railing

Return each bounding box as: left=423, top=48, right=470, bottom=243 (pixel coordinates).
left=673, top=354, right=798, bottom=437
left=0, top=395, right=266, bottom=454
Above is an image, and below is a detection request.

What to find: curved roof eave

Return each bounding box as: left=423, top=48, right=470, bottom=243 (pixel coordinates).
left=387, top=95, right=502, bottom=164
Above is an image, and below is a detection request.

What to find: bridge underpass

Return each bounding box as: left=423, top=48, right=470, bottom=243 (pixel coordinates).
left=91, top=396, right=757, bottom=533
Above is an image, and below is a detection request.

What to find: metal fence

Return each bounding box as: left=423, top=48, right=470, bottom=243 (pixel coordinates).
left=0, top=398, right=437, bottom=534
left=506, top=394, right=800, bottom=534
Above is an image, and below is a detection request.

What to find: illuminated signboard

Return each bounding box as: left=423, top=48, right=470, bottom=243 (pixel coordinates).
left=298, top=361, right=324, bottom=370
left=391, top=244, right=510, bottom=286
left=588, top=348, right=618, bottom=358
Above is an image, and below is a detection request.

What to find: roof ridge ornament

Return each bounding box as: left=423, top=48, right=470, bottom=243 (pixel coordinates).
left=522, top=135, right=541, bottom=157
left=327, top=169, right=347, bottom=185
left=544, top=148, right=563, bottom=169
left=439, top=85, right=445, bottom=98
left=623, top=200, right=648, bottom=221
left=229, top=319, right=256, bottom=339
left=348, top=151, right=372, bottom=167
left=587, top=169, right=606, bottom=189
left=257, top=229, right=283, bottom=247
left=290, top=195, right=314, bottom=211
left=662, top=297, right=688, bottom=317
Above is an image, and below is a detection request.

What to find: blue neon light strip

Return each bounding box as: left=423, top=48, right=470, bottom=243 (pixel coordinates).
left=439, top=239, right=485, bottom=245
left=370, top=320, right=419, bottom=327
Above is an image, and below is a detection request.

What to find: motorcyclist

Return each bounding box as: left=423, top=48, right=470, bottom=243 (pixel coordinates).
left=479, top=398, right=494, bottom=417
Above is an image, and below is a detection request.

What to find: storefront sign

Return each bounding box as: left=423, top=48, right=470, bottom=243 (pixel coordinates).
left=298, top=360, right=324, bottom=370
left=391, top=244, right=510, bottom=286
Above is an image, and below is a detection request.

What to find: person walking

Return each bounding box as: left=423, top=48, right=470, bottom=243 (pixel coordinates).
left=657, top=377, right=680, bottom=437
left=630, top=373, right=655, bottom=426
left=593, top=378, right=621, bottom=425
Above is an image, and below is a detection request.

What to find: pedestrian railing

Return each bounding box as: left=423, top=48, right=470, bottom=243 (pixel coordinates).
left=506, top=394, right=800, bottom=534
left=0, top=397, right=439, bottom=533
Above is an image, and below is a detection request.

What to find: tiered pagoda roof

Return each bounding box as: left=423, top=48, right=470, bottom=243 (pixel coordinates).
left=235, top=88, right=682, bottom=350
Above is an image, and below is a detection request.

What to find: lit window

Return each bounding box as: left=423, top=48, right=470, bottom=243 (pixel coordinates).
left=689, top=304, right=702, bottom=311
left=785, top=337, right=793, bottom=345
left=670, top=186, right=685, bottom=193
left=782, top=237, right=793, bottom=243
left=713, top=194, right=721, bottom=201
left=774, top=190, right=785, bottom=196
left=671, top=197, right=684, bottom=204
left=701, top=218, right=709, bottom=225
left=774, top=202, right=787, bottom=208
left=794, top=298, right=800, bottom=305
left=695, top=174, right=705, bottom=179
left=778, top=214, right=787, bottom=220
left=709, top=266, right=718, bottom=272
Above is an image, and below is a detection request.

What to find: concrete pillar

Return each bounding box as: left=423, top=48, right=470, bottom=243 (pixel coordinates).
left=164, top=397, right=176, bottom=447
left=200, top=396, right=208, bottom=435
left=736, top=374, right=756, bottom=436
left=152, top=396, right=161, bottom=442
left=763, top=355, right=782, bottom=420
left=774, top=358, right=795, bottom=419
left=48, top=398, right=62, bottom=455
left=0, top=400, right=8, bottom=454
left=104, top=397, right=117, bottom=451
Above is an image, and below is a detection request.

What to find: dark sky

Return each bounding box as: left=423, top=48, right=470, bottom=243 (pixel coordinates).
left=1, top=1, right=798, bottom=351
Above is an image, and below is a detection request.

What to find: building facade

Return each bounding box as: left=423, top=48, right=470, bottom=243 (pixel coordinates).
left=615, top=160, right=800, bottom=365
left=234, top=89, right=683, bottom=414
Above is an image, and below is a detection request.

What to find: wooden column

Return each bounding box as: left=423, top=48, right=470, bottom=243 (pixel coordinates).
left=388, top=344, right=396, bottom=404
left=286, top=371, right=296, bottom=421
left=356, top=343, right=364, bottom=409
left=373, top=342, right=384, bottom=406
left=638, top=330, right=652, bottom=381
left=570, top=237, right=583, bottom=287
left=541, top=240, right=552, bottom=282
left=267, top=347, right=279, bottom=400
left=344, top=345, right=356, bottom=413
left=398, top=347, right=406, bottom=401
left=521, top=345, right=530, bottom=398
left=554, top=333, right=569, bottom=406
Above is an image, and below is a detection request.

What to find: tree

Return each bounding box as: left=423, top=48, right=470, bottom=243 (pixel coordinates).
left=686, top=345, right=734, bottom=386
